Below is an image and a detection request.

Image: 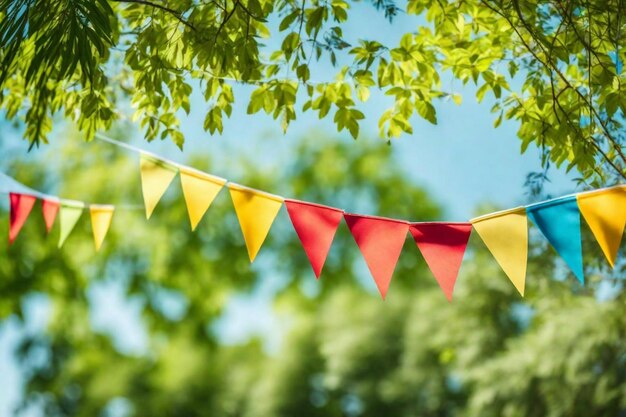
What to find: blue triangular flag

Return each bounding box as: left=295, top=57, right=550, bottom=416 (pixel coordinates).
left=526, top=196, right=584, bottom=283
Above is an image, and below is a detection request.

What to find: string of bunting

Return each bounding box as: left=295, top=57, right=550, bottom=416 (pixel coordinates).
left=1, top=173, right=141, bottom=251
left=102, top=135, right=626, bottom=299
left=5, top=135, right=626, bottom=301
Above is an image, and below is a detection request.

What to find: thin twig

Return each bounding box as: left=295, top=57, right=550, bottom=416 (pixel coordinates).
left=111, top=0, right=196, bottom=31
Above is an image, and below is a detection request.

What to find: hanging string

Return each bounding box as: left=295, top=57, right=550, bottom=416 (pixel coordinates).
left=94, top=133, right=230, bottom=183
left=0, top=172, right=60, bottom=201
left=94, top=134, right=179, bottom=168
left=91, top=133, right=623, bottom=222
left=0, top=172, right=144, bottom=211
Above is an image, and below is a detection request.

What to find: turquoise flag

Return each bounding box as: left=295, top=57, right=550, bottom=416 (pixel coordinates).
left=526, top=196, right=584, bottom=283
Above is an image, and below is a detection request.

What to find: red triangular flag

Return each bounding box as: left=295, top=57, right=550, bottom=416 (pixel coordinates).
left=9, top=193, right=37, bottom=245
left=344, top=213, right=409, bottom=299
left=409, top=222, right=472, bottom=301
left=285, top=200, right=344, bottom=279
left=42, top=199, right=60, bottom=233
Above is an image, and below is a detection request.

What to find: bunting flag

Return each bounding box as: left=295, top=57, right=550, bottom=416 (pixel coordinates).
left=229, top=184, right=283, bottom=262
left=285, top=200, right=344, bottom=278
left=90, top=205, right=115, bottom=251
left=344, top=214, right=409, bottom=299
left=409, top=223, right=472, bottom=301
left=527, top=196, right=584, bottom=283
left=41, top=199, right=60, bottom=233
left=9, top=193, right=37, bottom=245
left=471, top=208, right=528, bottom=296
left=9, top=134, right=626, bottom=302
left=577, top=186, right=626, bottom=267
left=58, top=201, right=85, bottom=248
left=179, top=167, right=226, bottom=231
left=139, top=153, right=178, bottom=219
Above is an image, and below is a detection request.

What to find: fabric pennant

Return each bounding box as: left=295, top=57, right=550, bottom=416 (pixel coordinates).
left=285, top=200, right=344, bottom=278
left=9, top=192, right=37, bottom=245
left=179, top=167, right=226, bottom=231
left=229, top=184, right=283, bottom=262
left=344, top=214, right=409, bottom=300
left=577, top=186, right=626, bottom=267
left=41, top=199, right=60, bottom=233
left=471, top=208, right=528, bottom=296
left=139, top=153, right=178, bottom=219
left=58, top=201, right=85, bottom=248
left=527, top=196, right=584, bottom=283
left=90, top=205, right=115, bottom=251
left=409, top=222, right=472, bottom=301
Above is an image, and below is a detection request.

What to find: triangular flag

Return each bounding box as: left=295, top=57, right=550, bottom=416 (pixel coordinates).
left=9, top=193, right=37, bottom=245
left=527, top=196, right=584, bottom=283
left=179, top=167, right=226, bottom=231
left=139, top=153, right=178, bottom=219
left=471, top=208, right=528, bottom=296
left=577, top=186, right=626, bottom=267
left=58, top=201, right=85, bottom=248
left=409, top=222, right=472, bottom=301
left=229, top=184, right=283, bottom=262
left=344, top=214, right=409, bottom=299
left=41, top=199, right=60, bottom=233
left=90, top=205, right=115, bottom=251
left=285, top=200, right=344, bottom=278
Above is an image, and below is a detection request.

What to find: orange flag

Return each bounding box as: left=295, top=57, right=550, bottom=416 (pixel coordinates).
left=41, top=199, right=60, bottom=233
left=410, top=223, right=472, bottom=301
left=344, top=214, right=409, bottom=300
left=285, top=200, right=344, bottom=278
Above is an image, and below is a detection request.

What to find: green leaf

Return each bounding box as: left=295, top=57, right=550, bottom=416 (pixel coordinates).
left=357, top=85, right=370, bottom=102
left=279, top=10, right=299, bottom=31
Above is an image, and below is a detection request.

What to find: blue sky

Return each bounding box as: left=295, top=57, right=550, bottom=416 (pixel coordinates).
left=0, top=4, right=580, bottom=416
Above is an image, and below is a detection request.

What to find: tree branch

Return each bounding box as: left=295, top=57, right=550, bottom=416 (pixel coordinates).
left=214, top=0, right=239, bottom=45
left=236, top=1, right=264, bottom=21
left=480, top=0, right=626, bottom=180
left=510, top=0, right=626, bottom=167
left=110, top=0, right=196, bottom=31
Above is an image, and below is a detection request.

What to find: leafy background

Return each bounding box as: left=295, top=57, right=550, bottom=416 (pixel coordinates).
left=1, top=117, right=625, bottom=416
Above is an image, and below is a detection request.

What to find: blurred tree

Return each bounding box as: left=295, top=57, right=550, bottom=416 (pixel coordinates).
left=1, top=129, right=625, bottom=417
left=1, top=1, right=626, bottom=185
left=244, top=248, right=626, bottom=417
left=0, top=129, right=436, bottom=416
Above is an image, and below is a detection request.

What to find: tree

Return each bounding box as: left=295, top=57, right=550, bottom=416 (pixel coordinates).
left=243, top=247, right=626, bottom=417
left=1, top=1, right=626, bottom=185
left=1, top=129, right=438, bottom=416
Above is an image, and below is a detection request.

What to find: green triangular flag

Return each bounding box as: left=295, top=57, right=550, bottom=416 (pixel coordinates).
left=59, top=201, right=85, bottom=247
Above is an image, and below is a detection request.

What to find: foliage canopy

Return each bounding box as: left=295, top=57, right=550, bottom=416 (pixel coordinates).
left=1, top=0, right=626, bottom=184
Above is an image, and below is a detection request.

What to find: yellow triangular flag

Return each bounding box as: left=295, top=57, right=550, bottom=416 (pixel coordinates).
left=577, top=186, right=626, bottom=267
left=229, top=183, right=283, bottom=262
left=58, top=201, right=85, bottom=248
left=180, top=167, right=226, bottom=231
left=90, top=205, right=115, bottom=251
left=471, top=207, right=528, bottom=296
left=140, top=153, right=178, bottom=219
